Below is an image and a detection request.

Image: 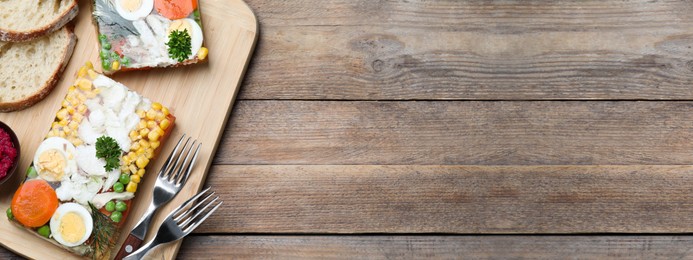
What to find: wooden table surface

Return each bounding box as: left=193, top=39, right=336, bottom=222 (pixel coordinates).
left=3, top=0, right=693, bottom=258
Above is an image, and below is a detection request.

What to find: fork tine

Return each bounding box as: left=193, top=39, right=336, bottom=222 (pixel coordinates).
left=166, top=137, right=192, bottom=178
left=159, top=134, right=186, bottom=176
left=177, top=143, right=201, bottom=185
left=174, top=190, right=214, bottom=222
left=170, top=186, right=212, bottom=216
left=170, top=139, right=197, bottom=183
left=182, top=201, right=222, bottom=234
left=177, top=195, right=219, bottom=229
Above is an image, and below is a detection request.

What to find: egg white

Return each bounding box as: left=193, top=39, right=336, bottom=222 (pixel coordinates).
left=115, top=0, right=154, bottom=21
left=50, top=203, right=93, bottom=247
left=33, top=137, right=77, bottom=182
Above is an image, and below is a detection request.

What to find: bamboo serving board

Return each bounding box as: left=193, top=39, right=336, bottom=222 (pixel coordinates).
left=0, top=0, right=257, bottom=258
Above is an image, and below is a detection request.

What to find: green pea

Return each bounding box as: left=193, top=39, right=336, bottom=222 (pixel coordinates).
left=113, top=182, right=124, bottom=193
left=100, top=50, right=109, bottom=59
left=115, top=201, right=127, bottom=212
left=105, top=201, right=116, bottom=212
left=121, top=57, right=130, bottom=65
left=110, top=52, right=120, bottom=60
left=110, top=211, right=122, bottom=223
left=119, top=173, right=130, bottom=185
left=99, top=34, right=108, bottom=43
left=103, top=42, right=112, bottom=50
left=102, top=59, right=111, bottom=70
left=6, top=208, right=13, bottom=220
left=37, top=225, right=51, bottom=238
left=26, top=166, right=37, bottom=179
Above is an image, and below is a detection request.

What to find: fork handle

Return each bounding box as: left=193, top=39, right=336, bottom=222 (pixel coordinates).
left=113, top=234, right=144, bottom=260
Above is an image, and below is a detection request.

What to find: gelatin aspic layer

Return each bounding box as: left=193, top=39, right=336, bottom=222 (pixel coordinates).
left=7, top=62, right=175, bottom=259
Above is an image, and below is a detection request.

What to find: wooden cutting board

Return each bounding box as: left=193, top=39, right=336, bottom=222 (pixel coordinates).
left=0, top=0, right=257, bottom=258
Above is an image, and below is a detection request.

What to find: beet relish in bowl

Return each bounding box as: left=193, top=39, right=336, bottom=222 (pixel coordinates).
left=0, top=121, right=19, bottom=185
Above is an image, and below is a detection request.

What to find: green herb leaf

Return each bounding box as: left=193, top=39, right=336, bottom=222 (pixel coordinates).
left=95, top=136, right=121, bottom=172
left=166, top=29, right=192, bottom=62
left=88, top=202, right=120, bottom=259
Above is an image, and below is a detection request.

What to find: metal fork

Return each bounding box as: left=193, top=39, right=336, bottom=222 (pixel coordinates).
left=123, top=187, right=223, bottom=260
left=114, top=135, right=201, bottom=259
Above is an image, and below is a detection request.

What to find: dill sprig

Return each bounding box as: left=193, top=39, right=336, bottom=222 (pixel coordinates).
left=166, top=29, right=192, bottom=62
left=89, top=203, right=119, bottom=259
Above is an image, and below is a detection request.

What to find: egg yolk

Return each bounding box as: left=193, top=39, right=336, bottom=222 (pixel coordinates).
left=38, top=149, right=66, bottom=180
left=121, top=0, right=143, bottom=12
left=167, top=19, right=193, bottom=36
left=59, top=212, right=85, bottom=243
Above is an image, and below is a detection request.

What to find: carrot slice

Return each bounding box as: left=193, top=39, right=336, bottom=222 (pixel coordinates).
left=155, top=0, right=196, bottom=20
left=11, top=179, right=58, bottom=228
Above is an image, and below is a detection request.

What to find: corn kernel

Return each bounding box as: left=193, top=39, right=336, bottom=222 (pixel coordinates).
left=129, top=164, right=138, bottom=174
left=77, top=66, right=88, bottom=78
left=88, top=69, right=98, bottom=80
left=147, top=120, right=157, bottom=129
left=131, top=141, right=140, bottom=151
left=69, top=96, right=80, bottom=106
left=126, top=182, right=138, bottom=193
left=155, top=112, right=165, bottom=121
left=130, top=174, right=141, bottom=183
left=59, top=131, right=67, bottom=138
left=146, top=110, right=156, bottom=120
left=62, top=100, right=70, bottom=108
left=139, top=139, right=150, bottom=148
left=111, top=61, right=121, bottom=71
left=138, top=121, right=147, bottom=129
left=72, top=113, right=84, bottom=123
left=127, top=152, right=136, bottom=161
left=85, top=91, right=97, bottom=99
left=137, top=169, right=145, bottom=177
left=68, top=121, right=79, bottom=130
left=77, top=78, right=92, bottom=90
left=68, top=85, right=76, bottom=92
left=151, top=102, right=162, bottom=110
left=144, top=148, right=153, bottom=159
left=73, top=139, right=83, bottom=147
left=47, top=131, right=56, bottom=137
left=136, top=110, right=146, bottom=118
left=147, top=130, right=160, bottom=142
left=129, top=130, right=138, bottom=140
left=136, top=156, right=149, bottom=168
left=150, top=140, right=160, bottom=149
left=122, top=156, right=131, bottom=165
left=136, top=147, right=145, bottom=155
left=51, top=122, right=60, bottom=129
left=162, top=107, right=170, bottom=116
left=77, top=93, right=86, bottom=102
left=93, top=88, right=101, bottom=94
left=155, top=127, right=165, bottom=137
left=139, top=128, right=150, bottom=137
left=67, top=106, right=75, bottom=114
left=64, top=128, right=71, bottom=135
left=56, top=109, right=68, bottom=120
left=159, top=119, right=171, bottom=130
left=197, top=47, right=209, bottom=60
left=85, top=61, right=94, bottom=69
left=58, top=119, right=68, bottom=126
left=77, top=104, right=87, bottom=113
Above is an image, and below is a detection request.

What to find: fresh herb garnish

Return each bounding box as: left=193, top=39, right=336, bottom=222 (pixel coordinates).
left=95, top=136, right=120, bottom=172
left=166, top=29, right=192, bottom=62
left=88, top=203, right=120, bottom=259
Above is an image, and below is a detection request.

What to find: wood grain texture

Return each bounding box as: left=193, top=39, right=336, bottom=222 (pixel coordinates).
left=0, top=0, right=257, bottom=259
left=238, top=0, right=693, bottom=100
left=193, top=165, right=693, bottom=233
left=217, top=101, right=693, bottom=165
left=177, top=235, right=693, bottom=259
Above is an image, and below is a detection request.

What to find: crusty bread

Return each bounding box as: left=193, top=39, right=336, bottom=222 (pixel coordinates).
left=0, top=0, right=78, bottom=42
left=0, top=27, right=76, bottom=112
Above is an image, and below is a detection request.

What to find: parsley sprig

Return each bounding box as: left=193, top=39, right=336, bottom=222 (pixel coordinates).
left=166, top=29, right=192, bottom=62
left=95, top=136, right=121, bottom=172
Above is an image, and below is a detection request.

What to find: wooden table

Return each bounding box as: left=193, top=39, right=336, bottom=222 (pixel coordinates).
left=3, top=0, right=693, bottom=258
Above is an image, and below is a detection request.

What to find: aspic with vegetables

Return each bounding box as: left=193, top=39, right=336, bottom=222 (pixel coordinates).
left=92, top=0, right=208, bottom=74
left=7, top=62, right=175, bottom=259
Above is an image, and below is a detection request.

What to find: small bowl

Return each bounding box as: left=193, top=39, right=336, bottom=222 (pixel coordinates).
left=0, top=121, right=20, bottom=186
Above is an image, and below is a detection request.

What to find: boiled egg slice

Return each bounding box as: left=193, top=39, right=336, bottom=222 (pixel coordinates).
left=33, top=137, right=77, bottom=182
left=115, top=0, right=154, bottom=21
left=50, top=203, right=93, bottom=247
left=167, top=18, right=203, bottom=60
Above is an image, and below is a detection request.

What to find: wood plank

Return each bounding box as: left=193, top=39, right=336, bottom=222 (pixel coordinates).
left=195, top=165, right=693, bottom=233
left=238, top=0, right=693, bottom=100
left=177, top=235, right=693, bottom=259
left=217, top=101, right=693, bottom=165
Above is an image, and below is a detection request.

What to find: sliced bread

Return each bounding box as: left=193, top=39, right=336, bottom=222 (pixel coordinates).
left=0, top=0, right=78, bottom=42
left=0, top=27, right=76, bottom=112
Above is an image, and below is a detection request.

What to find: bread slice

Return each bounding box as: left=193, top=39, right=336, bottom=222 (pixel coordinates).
left=0, top=0, right=78, bottom=42
left=0, top=27, right=76, bottom=112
